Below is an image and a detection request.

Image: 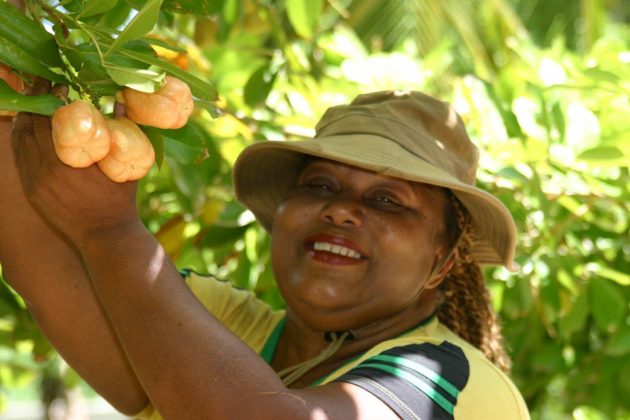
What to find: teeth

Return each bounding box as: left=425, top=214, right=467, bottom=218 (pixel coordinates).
left=313, top=242, right=362, bottom=259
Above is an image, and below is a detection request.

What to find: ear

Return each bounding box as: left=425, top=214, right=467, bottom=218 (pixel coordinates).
left=425, top=248, right=458, bottom=290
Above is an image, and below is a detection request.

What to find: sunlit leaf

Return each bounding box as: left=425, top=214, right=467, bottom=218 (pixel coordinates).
left=104, top=64, right=165, bottom=91
left=286, top=0, right=323, bottom=39
left=79, top=0, right=118, bottom=18
left=577, top=146, right=624, bottom=161
left=117, top=48, right=218, bottom=102
left=107, top=0, right=163, bottom=55
left=142, top=37, right=187, bottom=54
left=586, top=264, right=630, bottom=286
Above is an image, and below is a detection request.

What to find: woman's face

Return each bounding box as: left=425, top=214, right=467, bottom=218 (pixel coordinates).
left=271, top=159, right=450, bottom=333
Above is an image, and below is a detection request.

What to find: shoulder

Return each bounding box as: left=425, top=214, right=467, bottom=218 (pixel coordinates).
left=331, top=320, right=529, bottom=419
left=180, top=269, right=284, bottom=352
left=335, top=341, right=469, bottom=419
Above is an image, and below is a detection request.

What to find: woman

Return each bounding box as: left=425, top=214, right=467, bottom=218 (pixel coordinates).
left=0, top=88, right=528, bottom=419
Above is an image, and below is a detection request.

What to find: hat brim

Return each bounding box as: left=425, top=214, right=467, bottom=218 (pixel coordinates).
left=234, top=134, right=517, bottom=270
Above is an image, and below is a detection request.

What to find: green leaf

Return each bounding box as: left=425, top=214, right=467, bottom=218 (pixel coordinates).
left=162, top=0, right=222, bottom=14
left=97, top=1, right=134, bottom=28
left=0, top=79, right=63, bottom=115
left=141, top=37, right=187, bottom=54
left=577, top=146, right=624, bottom=161
left=123, top=0, right=146, bottom=9
left=199, top=224, right=252, bottom=248
left=589, top=277, right=626, bottom=332
left=158, top=123, right=209, bottom=164
left=587, top=264, right=630, bottom=286
left=619, top=360, right=630, bottom=400
left=0, top=35, right=66, bottom=84
left=286, top=0, right=323, bottom=39
left=583, top=67, right=620, bottom=84
left=0, top=1, right=63, bottom=68
left=118, top=48, right=218, bottom=102
left=572, top=406, right=612, bottom=420
left=218, top=0, right=239, bottom=41
left=104, top=64, right=165, bottom=91
left=558, top=290, right=588, bottom=337
left=605, top=324, right=630, bottom=357
left=79, top=0, right=118, bottom=18
left=141, top=126, right=166, bottom=168
left=244, top=63, right=278, bottom=107
left=107, top=0, right=164, bottom=56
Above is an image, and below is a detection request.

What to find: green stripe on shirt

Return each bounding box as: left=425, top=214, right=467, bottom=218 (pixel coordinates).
left=358, top=362, right=455, bottom=415
left=370, top=354, right=460, bottom=399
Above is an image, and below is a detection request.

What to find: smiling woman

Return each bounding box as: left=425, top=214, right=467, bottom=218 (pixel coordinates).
left=2, top=90, right=529, bottom=419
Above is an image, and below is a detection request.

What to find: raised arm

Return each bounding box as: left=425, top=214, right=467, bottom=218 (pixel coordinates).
left=10, top=112, right=400, bottom=419
left=0, top=115, right=148, bottom=415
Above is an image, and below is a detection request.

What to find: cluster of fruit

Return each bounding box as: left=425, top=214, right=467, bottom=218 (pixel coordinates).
left=51, top=76, right=193, bottom=182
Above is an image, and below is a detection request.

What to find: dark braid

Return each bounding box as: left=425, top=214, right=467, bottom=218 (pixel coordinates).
left=436, top=192, right=511, bottom=373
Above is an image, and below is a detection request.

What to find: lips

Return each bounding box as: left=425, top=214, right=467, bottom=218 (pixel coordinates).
left=304, top=233, right=367, bottom=264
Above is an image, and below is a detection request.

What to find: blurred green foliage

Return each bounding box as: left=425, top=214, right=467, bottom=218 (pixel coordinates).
left=0, top=0, right=628, bottom=418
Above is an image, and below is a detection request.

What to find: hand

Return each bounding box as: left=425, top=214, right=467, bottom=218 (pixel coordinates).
left=11, top=80, right=139, bottom=245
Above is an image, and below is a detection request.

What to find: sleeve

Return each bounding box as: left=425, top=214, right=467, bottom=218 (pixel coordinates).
left=183, top=270, right=283, bottom=352
left=334, top=342, right=470, bottom=420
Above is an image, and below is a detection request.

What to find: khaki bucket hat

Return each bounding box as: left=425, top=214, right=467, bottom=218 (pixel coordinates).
left=233, top=90, right=517, bottom=270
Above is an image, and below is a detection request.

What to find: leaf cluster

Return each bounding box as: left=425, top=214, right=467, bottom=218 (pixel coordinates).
left=0, top=0, right=216, bottom=113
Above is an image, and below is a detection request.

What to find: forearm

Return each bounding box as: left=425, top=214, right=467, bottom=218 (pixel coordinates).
left=0, top=118, right=147, bottom=414
left=77, top=222, right=308, bottom=419
left=0, top=235, right=147, bottom=415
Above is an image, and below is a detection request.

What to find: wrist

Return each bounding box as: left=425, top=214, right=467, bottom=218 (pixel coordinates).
left=75, top=218, right=147, bottom=252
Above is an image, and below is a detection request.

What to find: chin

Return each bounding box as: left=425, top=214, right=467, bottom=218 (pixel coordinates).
left=288, top=298, right=378, bottom=333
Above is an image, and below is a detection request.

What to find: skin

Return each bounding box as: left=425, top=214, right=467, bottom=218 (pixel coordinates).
left=0, top=114, right=147, bottom=415
left=1, top=96, right=455, bottom=418
left=270, top=160, right=453, bottom=385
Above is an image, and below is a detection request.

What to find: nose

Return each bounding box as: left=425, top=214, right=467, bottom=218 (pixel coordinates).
left=320, top=196, right=364, bottom=227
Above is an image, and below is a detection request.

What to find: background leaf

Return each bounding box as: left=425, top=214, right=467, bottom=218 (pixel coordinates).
left=286, top=0, right=323, bottom=39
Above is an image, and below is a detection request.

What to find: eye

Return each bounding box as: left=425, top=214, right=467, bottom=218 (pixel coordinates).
left=297, top=175, right=337, bottom=194
left=306, top=181, right=333, bottom=191
left=369, top=192, right=403, bottom=209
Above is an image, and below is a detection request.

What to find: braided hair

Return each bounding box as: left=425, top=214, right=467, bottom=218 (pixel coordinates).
left=436, top=192, right=511, bottom=373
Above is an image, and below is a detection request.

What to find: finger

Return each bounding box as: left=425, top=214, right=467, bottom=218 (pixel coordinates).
left=30, top=114, right=58, bottom=165
left=51, top=84, right=69, bottom=101
left=31, top=78, right=51, bottom=96
left=11, top=112, right=36, bottom=159
left=114, top=101, right=126, bottom=118
left=11, top=114, right=44, bottom=192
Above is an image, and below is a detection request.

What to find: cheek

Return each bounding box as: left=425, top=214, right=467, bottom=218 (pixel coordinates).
left=270, top=196, right=315, bottom=271
left=372, top=218, right=439, bottom=282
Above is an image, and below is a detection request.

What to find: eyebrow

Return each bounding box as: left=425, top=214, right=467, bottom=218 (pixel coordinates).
left=298, top=159, right=443, bottom=204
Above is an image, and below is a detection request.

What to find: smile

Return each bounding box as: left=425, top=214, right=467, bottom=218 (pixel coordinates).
left=312, top=242, right=363, bottom=259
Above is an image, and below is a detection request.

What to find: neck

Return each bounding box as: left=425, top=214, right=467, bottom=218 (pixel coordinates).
left=272, top=290, right=438, bottom=383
